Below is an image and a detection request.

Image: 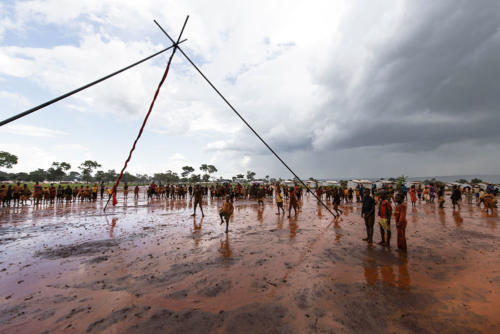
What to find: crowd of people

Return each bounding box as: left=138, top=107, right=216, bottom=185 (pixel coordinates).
left=0, top=180, right=497, bottom=250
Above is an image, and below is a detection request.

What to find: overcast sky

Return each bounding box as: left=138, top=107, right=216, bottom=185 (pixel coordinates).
left=1, top=0, right=499, bottom=179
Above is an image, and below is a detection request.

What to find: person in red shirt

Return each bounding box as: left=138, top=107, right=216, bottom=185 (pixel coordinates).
left=378, top=192, right=392, bottom=247
left=288, top=187, right=298, bottom=218
left=394, top=193, right=407, bottom=250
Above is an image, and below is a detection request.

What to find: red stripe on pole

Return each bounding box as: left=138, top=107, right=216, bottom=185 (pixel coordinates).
left=111, top=51, right=175, bottom=206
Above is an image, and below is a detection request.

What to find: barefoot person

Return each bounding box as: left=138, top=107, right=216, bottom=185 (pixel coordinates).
left=288, top=187, right=298, bottom=218
left=219, top=195, right=234, bottom=233
left=394, top=193, right=407, bottom=251
left=191, top=185, right=205, bottom=217
left=361, top=189, right=375, bottom=243
left=451, top=185, right=461, bottom=210
left=275, top=185, right=285, bottom=215
left=332, top=188, right=343, bottom=216
left=134, top=185, right=140, bottom=199
left=378, top=192, right=392, bottom=247
left=409, top=186, right=417, bottom=207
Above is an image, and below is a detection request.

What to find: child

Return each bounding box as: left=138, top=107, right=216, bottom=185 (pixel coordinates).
left=275, top=186, right=285, bottom=215
left=219, top=195, right=234, bottom=233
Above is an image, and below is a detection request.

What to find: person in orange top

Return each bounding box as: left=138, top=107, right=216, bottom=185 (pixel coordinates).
left=288, top=187, right=298, bottom=218
left=409, top=186, right=417, bottom=207
left=219, top=195, right=234, bottom=233
left=394, top=193, right=407, bottom=250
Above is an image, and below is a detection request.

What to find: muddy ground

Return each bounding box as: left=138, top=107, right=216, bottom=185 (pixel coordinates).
left=0, top=192, right=499, bottom=333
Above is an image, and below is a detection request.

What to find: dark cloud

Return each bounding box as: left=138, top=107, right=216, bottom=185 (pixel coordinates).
left=314, top=0, right=500, bottom=152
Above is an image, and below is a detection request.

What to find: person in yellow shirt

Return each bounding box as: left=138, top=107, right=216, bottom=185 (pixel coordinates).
left=275, top=185, right=285, bottom=215
left=91, top=184, right=98, bottom=201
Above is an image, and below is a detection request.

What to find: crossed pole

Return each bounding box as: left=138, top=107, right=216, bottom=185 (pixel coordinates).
left=0, top=16, right=338, bottom=219
left=152, top=20, right=338, bottom=219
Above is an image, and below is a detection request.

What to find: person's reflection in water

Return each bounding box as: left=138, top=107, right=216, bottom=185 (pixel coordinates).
left=289, top=216, right=298, bottom=240
left=192, top=216, right=203, bottom=247
left=110, top=217, right=117, bottom=238
left=363, top=256, right=379, bottom=285
left=438, top=210, right=446, bottom=226
left=317, top=205, right=323, bottom=218
left=333, top=218, right=342, bottom=243
left=380, top=265, right=396, bottom=285
left=257, top=205, right=264, bottom=223
left=277, top=214, right=284, bottom=230
left=411, top=207, right=418, bottom=223
left=452, top=210, right=463, bottom=227
left=219, top=233, right=232, bottom=258
left=397, top=251, right=411, bottom=290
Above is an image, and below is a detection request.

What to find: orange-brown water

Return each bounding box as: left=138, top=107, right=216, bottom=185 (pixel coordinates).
left=0, top=193, right=498, bottom=333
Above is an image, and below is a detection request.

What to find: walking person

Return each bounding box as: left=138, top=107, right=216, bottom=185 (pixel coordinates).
left=191, top=185, right=205, bottom=217
left=451, top=185, right=461, bottom=210
left=275, top=185, right=285, bottom=215
left=288, top=187, right=298, bottom=218
left=361, top=189, right=376, bottom=243
left=409, top=186, right=417, bottom=207
left=219, top=195, right=234, bottom=233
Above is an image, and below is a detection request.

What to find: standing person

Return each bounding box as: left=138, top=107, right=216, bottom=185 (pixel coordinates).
left=361, top=189, right=376, bottom=243
left=123, top=182, right=129, bottom=199
left=438, top=185, right=445, bottom=208
left=257, top=186, right=265, bottom=206
left=332, top=188, right=343, bottom=215
left=288, top=187, right=298, bottom=218
left=34, top=182, right=43, bottom=205
left=191, top=185, right=205, bottom=217
left=409, top=186, right=417, bottom=207
left=100, top=182, right=105, bottom=200
left=65, top=185, right=73, bottom=202
left=465, top=187, right=473, bottom=204
left=394, top=193, right=407, bottom=251
left=275, top=185, right=285, bottom=215
left=134, top=185, right=140, bottom=199
left=378, top=192, right=392, bottom=247
left=219, top=195, right=234, bottom=233
left=451, top=186, right=461, bottom=210
left=91, top=183, right=98, bottom=201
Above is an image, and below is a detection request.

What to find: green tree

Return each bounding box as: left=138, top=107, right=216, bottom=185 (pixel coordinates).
left=236, top=174, right=244, bottom=179
left=207, top=164, right=217, bottom=175
left=0, top=151, right=18, bottom=169
left=456, top=179, right=468, bottom=184
left=103, top=169, right=118, bottom=183
left=396, top=175, right=407, bottom=186
left=246, top=170, right=256, bottom=181
left=471, top=178, right=483, bottom=184
left=190, top=174, right=201, bottom=183
left=47, top=162, right=71, bottom=182
left=65, top=171, right=80, bottom=182
left=181, top=166, right=195, bottom=178
left=94, top=170, right=105, bottom=182
left=200, top=164, right=209, bottom=181
left=14, top=172, right=29, bottom=181
left=78, top=160, right=101, bottom=183
left=29, top=169, right=47, bottom=182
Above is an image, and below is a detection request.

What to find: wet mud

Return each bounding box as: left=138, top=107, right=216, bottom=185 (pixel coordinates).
left=0, top=193, right=499, bottom=333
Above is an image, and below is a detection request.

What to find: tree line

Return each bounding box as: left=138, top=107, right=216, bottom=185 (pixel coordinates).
left=0, top=151, right=262, bottom=184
